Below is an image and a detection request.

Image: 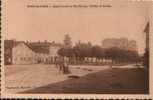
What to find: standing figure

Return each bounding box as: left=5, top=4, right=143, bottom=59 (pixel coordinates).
left=58, top=56, right=64, bottom=72
left=63, top=57, right=70, bottom=74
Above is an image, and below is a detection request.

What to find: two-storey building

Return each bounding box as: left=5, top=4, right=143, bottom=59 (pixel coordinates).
left=12, top=42, right=36, bottom=64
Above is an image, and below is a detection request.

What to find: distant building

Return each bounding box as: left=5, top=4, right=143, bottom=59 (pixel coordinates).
left=127, top=40, right=138, bottom=52
left=12, top=42, right=36, bottom=64
left=102, top=38, right=138, bottom=51
left=118, top=38, right=128, bottom=49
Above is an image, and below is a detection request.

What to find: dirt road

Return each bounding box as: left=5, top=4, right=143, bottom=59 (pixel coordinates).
left=5, top=64, right=109, bottom=93
left=23, top=68, right=148, bottom=94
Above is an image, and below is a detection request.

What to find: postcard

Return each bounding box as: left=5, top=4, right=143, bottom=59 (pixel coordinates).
left=1, top=0, right=153, bottom=99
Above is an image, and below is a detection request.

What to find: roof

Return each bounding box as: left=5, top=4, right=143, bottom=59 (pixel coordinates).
left=27, top=42, right=62, bottom=54
left=28, top=43, right=50, bottom=54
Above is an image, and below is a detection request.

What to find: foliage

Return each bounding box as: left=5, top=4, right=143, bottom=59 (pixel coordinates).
left=58, top=41, right=140, bottom=64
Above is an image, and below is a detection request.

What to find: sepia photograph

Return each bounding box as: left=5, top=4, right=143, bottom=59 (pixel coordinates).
left=1, top=0, right=153, bottom=99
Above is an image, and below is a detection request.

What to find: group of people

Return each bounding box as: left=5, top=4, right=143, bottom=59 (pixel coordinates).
left=55, top=56, right=70, bottom=74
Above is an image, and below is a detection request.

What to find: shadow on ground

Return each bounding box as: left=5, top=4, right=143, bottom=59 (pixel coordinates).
left=21, top=68, right=149, bottom=94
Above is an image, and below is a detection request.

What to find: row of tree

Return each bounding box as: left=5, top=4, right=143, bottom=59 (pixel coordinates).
left=58, top=41, right=140, bottom=64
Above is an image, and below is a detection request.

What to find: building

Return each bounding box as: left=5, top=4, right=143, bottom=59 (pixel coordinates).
left=127, top=40, right=138, bottom=52
left=28, top=41, right=62, bottom=64
left=118, top=38, right=129, bottom=49
left=4, top=40, right=62, bottom=65
left=12, top=42, right=37, bottom=64
left=102, top=38, right=138, bottom=52
left=102, top=38, right=128, bottom=50
left=4, top=40, right=15, bottom=65
left=28, top=42, right=50, bottom=63
left=49, top=42, right=62, bottom=63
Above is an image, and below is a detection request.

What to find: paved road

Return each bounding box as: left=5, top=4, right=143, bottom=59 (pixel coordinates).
left=5, top=64, right=109, bottom=93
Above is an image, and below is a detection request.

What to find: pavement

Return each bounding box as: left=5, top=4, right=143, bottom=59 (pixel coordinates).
left=5, top=64, right=109, bottom=93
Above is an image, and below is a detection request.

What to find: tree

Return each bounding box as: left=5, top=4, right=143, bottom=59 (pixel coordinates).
left=105, top=47, right=139, bottom=64
left=105, top=47, right=119, bottom=64
left=58, top=47, right=73, bottom=57
left=92, top=46, right=101, bottom=58
left=73, top=41, right=92, bottom=60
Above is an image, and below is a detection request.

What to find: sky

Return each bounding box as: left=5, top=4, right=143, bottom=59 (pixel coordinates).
left=2, top=0, right=152, bottom=54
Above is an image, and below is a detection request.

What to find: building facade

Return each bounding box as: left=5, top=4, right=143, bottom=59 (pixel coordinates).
left=127, top=40, right=138, bottom=52
left=5, top=40, right=62, bottom=65
left=28, top=42, right=50, bottom=64
left=102, top=38, right=138, bottom=52
left=12, top=42, right=37, bottom=64
left=49, top=44, right=61, bottom=63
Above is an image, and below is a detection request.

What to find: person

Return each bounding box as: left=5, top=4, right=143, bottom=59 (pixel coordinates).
left=57, top=56, right=70, bottom=74
left=63, top=58, right=70, bottom=74
left=54, top=57, right=59, bottom=68
left=59, top=57, right=64, bottom=72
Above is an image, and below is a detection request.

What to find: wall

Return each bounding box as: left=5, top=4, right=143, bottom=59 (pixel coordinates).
left=12, top=43, right=36, bottom=64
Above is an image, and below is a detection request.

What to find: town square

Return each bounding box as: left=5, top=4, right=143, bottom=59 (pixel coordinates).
left=4, top=32, right=149, bottom=94
left=2, top=1, right=151, bottom=98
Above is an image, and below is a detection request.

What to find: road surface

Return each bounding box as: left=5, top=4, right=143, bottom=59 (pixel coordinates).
left=5, top=64, right=109, bottom=93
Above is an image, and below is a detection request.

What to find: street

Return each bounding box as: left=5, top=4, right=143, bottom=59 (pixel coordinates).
left=4, top=64, right=148, bottom=94
left=5, top=64, right=109, bottom=93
